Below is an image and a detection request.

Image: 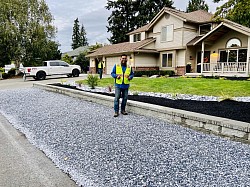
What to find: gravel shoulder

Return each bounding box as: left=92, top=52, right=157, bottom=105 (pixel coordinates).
left=1, top=88, right=250, bottom=186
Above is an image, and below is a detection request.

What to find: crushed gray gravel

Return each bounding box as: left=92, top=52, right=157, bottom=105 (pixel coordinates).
left=1, top=88, right=250, bottom=186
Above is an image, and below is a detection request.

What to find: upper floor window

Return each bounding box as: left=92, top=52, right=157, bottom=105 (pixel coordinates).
left=133, top=33, right=141, bottom=42
left=226, top=38, right=241, bottom=48
left=199, top=24, right=211, bottom=35
left=161, top=24, right=173, bottom=42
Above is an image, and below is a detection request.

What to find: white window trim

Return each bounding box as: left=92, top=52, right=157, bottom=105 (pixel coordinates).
left=162, top=53, right=173, bottom=68
left=199, top=23, right=212, bottom=36
left=161, top=24, right=174, bottom=42
left=219, top=48, right=247, bottom=63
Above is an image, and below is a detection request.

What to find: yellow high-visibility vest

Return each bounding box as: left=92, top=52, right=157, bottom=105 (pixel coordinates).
left=115, top=64, right=131, bottom=84
left=98, top=62, right=104, bottom=69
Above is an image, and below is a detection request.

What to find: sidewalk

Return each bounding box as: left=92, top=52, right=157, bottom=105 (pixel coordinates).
left=0, top=113, right=77, bottom=187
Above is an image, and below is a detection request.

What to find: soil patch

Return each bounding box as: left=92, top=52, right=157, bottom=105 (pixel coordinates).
left=51, top=84, right=250, bottom=123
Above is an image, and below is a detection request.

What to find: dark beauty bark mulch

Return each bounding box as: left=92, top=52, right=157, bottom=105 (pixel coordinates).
left=51, top=84, right=250, bottom=123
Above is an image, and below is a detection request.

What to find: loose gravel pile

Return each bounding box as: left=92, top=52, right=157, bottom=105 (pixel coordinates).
left=1, top=88, right=250, bottom=186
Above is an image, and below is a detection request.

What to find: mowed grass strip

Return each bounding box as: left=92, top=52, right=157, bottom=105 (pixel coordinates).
left=77, top=77, right=250, bottom=97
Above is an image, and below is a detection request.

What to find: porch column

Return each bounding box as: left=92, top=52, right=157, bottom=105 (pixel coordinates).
left=247, top=36, right=250, bottom=74
left=201, top=41, right=205, bottom=73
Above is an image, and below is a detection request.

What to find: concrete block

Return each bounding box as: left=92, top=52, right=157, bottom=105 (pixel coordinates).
left=221, top=127, right=247, bottom=138
left=186, top=119, right=203, bottom=128
left=204, top=123, right=220, bottom=134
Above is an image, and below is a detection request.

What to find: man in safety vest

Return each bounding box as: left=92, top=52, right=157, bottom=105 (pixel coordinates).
left=97, top=60, right=105, bottom=79
left=111, top=54, right=134, bottom=117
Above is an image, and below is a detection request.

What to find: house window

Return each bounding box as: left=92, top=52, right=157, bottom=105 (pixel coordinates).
left=226, top=38, right=241, bottom=48
left=162, top=53, right=173, bottom=67
left=199, top=24, right=211, bottom=35
left=133, top=33, right=141, bottom=42
left=161, top=25, right=173, bottom=42
left=219, top=49, right=247, bottom=62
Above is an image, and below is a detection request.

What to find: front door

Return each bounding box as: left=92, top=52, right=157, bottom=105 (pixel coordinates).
left=197, top=51, right=210, bottom=73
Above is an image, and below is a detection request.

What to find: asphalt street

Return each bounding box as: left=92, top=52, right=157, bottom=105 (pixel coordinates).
left=0, top=75, right=89, bottom=187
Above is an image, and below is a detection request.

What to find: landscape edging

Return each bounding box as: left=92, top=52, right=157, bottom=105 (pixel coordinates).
left=33, top=83, right=250, bottom=143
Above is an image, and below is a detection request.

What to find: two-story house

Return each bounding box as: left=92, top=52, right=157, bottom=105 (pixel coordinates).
left=86, top=7, right=250, bottom=77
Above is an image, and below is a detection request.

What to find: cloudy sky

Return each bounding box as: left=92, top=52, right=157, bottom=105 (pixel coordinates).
left=46, top=0, right=227, bottom=53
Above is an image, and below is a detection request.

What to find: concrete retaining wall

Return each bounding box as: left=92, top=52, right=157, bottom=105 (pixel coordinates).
left=33, top=83, right=250, bottom=144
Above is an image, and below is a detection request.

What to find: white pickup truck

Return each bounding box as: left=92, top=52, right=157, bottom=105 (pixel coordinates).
left=23, top=60, right=81, bottom=80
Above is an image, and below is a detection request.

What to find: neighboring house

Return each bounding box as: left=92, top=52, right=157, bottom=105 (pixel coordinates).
left=62, top=46, right=88, bottom=61
left=86, top=7, right=250, bottom=77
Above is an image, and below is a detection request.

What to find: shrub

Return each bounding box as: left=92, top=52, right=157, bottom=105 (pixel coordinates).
left=2, top=72, right=9, bottom=79
left=87, top=74, right=99, bottom=89
left=7, top=68, right=16, bottom=77
left=134, top=70, right=175, bottom=77
left=0, top=67, right=4, bottom=73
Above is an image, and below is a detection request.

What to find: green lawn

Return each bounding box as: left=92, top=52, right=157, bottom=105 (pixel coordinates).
left=76, top=77, right=250, bottom=97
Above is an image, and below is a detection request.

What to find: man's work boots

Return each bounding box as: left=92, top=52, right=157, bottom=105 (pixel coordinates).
left=114, top=112, right=119, bottom=117
left=121, top=111, right=128, bottom=115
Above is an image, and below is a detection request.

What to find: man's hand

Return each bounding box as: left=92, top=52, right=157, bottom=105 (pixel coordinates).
left=116, top=74, right=121, bottom=79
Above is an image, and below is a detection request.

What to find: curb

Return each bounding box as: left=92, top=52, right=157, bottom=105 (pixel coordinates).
left=33, top=83, right=250, bottom=144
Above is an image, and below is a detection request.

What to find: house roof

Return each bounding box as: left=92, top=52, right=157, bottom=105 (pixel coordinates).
left=62, top=46, right=88, bottom=57
left=86, top=38, right=157, bottom=57
left=192, top=19, right=250, bottom=46
left=127, top=24, right=150, bottom=35
left=146, top=8, right=214, bottom=32
left=127, top=8, right=214, bottom=37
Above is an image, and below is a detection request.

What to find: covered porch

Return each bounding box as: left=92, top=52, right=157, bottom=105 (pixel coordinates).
left=187, top=20, right=250, bottom=77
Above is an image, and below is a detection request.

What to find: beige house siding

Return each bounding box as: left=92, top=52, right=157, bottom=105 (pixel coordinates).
left=186, top=47, right=198, bottom=71
left=153, top=14, right=184, bottom=49
left=211, top=30, right=248, bottom=50
left=176, top=50, right=186, bottom=67
left=183, top=30, right=198, bottom=46
left=134, top=53, right=158, bottom=68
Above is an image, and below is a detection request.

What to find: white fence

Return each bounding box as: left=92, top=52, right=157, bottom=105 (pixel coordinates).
left=203, top=62, right=247, bottom=73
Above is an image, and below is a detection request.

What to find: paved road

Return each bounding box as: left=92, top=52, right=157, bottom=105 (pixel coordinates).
left=0, top=74, right=89, bottom=90
left=0, top=75, right=90, bottom=187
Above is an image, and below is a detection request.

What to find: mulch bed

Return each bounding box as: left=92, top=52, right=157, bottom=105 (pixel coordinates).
left=51, top=84, right=250, bottom=123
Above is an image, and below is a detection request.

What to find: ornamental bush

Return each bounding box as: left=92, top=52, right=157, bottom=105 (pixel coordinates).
left=87, top=74, right=99, bottom=89
left=134, top=70, right=175, bottom=77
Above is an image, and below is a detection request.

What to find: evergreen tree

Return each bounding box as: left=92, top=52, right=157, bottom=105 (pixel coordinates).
left=72, top=18, right=81, bottom=50
left=80, top=24, right=88, bottom=46
left=186, top=0, right=209, bottom=12
left=72, top=18, right=88, bottom=50
left=106, top=0, right=174, bottom=44
left=213, top=0, right=250, bottom=28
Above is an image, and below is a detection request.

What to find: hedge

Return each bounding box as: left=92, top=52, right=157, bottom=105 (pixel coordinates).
left=134, top=70, right=175, bottom=77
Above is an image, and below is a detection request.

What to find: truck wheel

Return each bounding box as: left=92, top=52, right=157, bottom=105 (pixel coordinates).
left=36, top=71, right=46, bottom=80
left=72, top=69, right=80, bottom=77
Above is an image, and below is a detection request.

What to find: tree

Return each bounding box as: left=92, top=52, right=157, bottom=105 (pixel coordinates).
left=186, top=0, right=209, bottom=12
left=74, top=52, right=89, bottom=73
left=72, top=18, right=88, bottom=50
left=62, top=54, right=73, bottom=64
left=213, top=0, right=250, bottom=28
left=106, top=0, right=174, bottom=44
left=80, top=24, right=88, bottom=46
left=72, top=18, right=80, bottom=50
left=0, top=0, right=59, bottom=67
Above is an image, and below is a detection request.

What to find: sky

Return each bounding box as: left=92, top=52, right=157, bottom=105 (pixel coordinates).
left=45, top=0, right=227, bottom=53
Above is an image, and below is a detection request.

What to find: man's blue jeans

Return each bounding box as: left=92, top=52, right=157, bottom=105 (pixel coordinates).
left=98, top=68, right=103, bottom=79
left=114, top=86, right=128, bottom=112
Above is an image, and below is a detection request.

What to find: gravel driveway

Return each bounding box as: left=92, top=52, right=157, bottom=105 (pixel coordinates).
left=1, top=88, right=250, bottom=187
